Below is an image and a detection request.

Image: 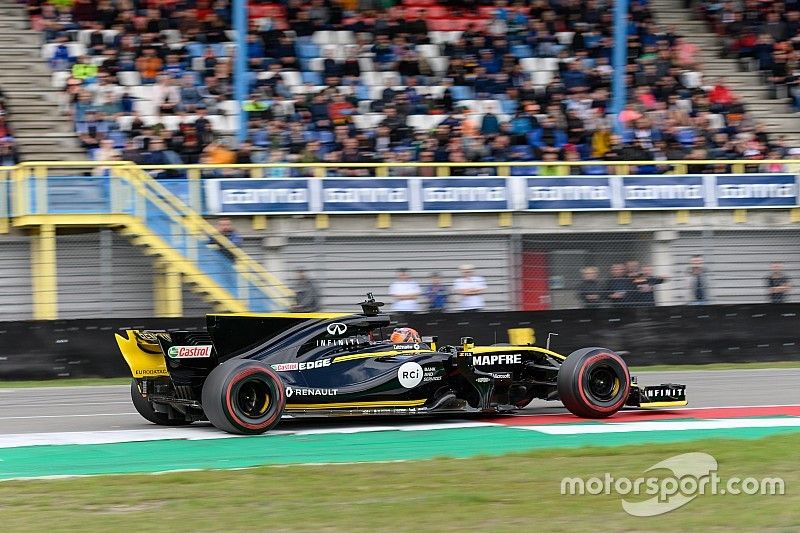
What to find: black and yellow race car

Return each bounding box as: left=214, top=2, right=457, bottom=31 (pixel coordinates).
left=117, top=295, right=687, bottom=435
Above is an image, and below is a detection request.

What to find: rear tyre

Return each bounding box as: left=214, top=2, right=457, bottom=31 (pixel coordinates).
left=130, top=380, right=192, bottom=426
left=557, top=347, right=631, bottom=418
left=201, top=359, right=285, bottom=435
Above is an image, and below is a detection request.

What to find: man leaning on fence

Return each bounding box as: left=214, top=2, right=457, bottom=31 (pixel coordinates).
left=766, top=263, right=791, bottom=304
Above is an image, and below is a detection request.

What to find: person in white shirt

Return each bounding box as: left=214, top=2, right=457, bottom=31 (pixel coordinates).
left=453, top=264, right=487, bottom=311
left=388, top=268, right=422, bottom=312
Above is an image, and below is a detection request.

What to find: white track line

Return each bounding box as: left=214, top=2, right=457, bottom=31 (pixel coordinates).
left=522, top=417, right=800, bottom=435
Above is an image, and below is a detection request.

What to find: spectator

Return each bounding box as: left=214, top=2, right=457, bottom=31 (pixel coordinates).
left=766, top=263, right=791, bottom=304
left=424, top=272, right=448, bottom=312
left=136, top=48, right=163, bottom=84
left=604, top=263, right=632, bottom=307
left=209, top=217, right=243, bottom=262
left=291, top=268, right=321, bottom=312
left=631, top=265, right=667, bottom=307
left=688, top=255, right=708, bottom=305
left=577, top=266, right=603, bottom=308
left=388, top=268, right=422, bottom=313
left=453, top=264, right=487, bottom=311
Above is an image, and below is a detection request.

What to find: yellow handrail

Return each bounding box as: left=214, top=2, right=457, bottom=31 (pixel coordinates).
left=12, top=161, right=294, bottom=309
left=121, top=165, right=293, bottom=301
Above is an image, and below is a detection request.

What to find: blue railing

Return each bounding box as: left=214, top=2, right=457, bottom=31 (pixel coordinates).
left=13, top=169, right=289, bottom=312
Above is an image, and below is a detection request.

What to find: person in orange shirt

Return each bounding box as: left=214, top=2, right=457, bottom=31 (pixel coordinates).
left=202, top=140, right=236, bottom=165
left=136, top=48, right=163, bottom=84
left=327, top=93, right=355, bottom=125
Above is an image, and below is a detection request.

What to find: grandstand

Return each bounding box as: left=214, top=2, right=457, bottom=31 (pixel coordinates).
left=0, top=0, right=798, bottom=318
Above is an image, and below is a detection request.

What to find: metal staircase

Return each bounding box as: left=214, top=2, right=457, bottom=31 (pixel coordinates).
left=10, top=162, right=293, bottom=316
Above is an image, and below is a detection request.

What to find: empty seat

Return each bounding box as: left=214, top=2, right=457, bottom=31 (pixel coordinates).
left=556, top=31, right=575, bottom=45
left=296, top=42, right=320, bottom=59
left=352, top=113, right=386, bottom=130
left=358, top=57, right=374, bottom=72
left=520, top=57, right=538, bottom=72
left=185, top=42, right=206, bottom=58
left=117, top=71, right=141, bottom=86
left=101, top=29, right=119, bottom=45
left=532, top=70, right=554, bottom=86
left=540, top=57, right=559, bottom=71
left=280, top=70, right=302, bottom=86
left=407, top=114, right=446, bottom=131
left=161, top=115, right=181, bottom=131
left=117, top=115, right=134, bottom=131
left=360, top=71, right=384, bottom=86
left=188, top=57, right=203, bottom=71
left=369, top=86, right=387, bottom=100
left=428, top=56, right=449, bottom=76
left=450, top=86, right=474, bottom=100
left=312, top=31, right=334, bottom=45
left=302, top=71, right=323, bottom=85
left=511, top=44, right=533, bottom=58
left=219, top=100, right=240, bottom=116
left=51, top=71, right=71, bottom=89
left=416, top=44, right=440, bottom=58
left=308, top=57, right=325, bottom=72
left=335, top=31, right=355, bottom=45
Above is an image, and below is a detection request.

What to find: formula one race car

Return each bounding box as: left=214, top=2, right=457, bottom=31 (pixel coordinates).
left=116, top=295, right=687, bottom=434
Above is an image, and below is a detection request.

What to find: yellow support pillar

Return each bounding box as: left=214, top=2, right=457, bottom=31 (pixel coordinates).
left=252, top=215, right=268, bottom=231
left=154, top=263, right=183, bottom=317
left=498, top=212, right=513, bottom=227
left=153, top=264, right=165, bottom=316
left=32, top=224, right=58, bottom=320
left=163, top=266, right=183, bottom=317
left=376, top=213, right=391, bottom=229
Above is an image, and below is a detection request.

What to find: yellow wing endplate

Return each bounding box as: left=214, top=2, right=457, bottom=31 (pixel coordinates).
left=115, top=330, right=170, bottom=378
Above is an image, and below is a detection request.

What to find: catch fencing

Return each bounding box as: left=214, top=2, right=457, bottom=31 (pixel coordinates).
left=0, top=161, right=799, bottom=318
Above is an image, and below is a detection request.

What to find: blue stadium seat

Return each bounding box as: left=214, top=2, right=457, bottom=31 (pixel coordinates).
left=500, top=98, right=518, bottom=114
left=210, top=43, right=228, bottom=58
left=355, top=85, right=370, bottom=101
left=450, top=86, right=474, bottom=100
left=185, top=42, right=206, bottom=58
left=302, top=71, right=323, bottom=85
left=511, top=44, right=533, bottom=58
left=296, top=42, right=321, bottom=59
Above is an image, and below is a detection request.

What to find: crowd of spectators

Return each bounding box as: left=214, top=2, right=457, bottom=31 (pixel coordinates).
left=707, top=0, right=800, bottom=113
left=577, top=260, right=667, bottom=308
left=26, top=0, right=796, bottom=173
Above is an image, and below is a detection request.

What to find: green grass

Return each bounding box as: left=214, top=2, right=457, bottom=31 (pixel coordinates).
left=0, top=377, right=130, bottom=388
left=0, top=434, right=797, bottom=531
left=630, top=360, right=800, bottom=372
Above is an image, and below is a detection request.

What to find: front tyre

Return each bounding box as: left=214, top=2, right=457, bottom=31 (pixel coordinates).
left=201, top=360, right=285, bottom=435
left=130, top=380, right=192, bottom=426
left=557, top=347, right=631, bottom=418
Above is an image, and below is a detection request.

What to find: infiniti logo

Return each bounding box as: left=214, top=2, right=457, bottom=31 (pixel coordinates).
left=326, top=323, right=347, bottom=335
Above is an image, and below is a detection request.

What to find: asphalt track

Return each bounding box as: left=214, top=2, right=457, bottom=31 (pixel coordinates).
left=1, top=368, right=797, bottom=435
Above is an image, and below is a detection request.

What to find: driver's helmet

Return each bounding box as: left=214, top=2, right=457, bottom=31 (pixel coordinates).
left=390, top=327, right=421, bottom=344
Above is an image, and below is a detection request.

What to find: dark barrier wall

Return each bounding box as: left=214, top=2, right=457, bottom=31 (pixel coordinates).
left=1, top=305, right=798, bottom=380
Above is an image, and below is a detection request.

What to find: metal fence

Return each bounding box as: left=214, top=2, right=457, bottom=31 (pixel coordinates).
left=0, top=161, right=798, bottom=319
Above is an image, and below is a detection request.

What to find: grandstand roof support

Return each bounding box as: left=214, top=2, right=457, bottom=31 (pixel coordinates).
left=611, top=0, right=629, bottom=134
left=233, top=0, right=248, bottom=145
